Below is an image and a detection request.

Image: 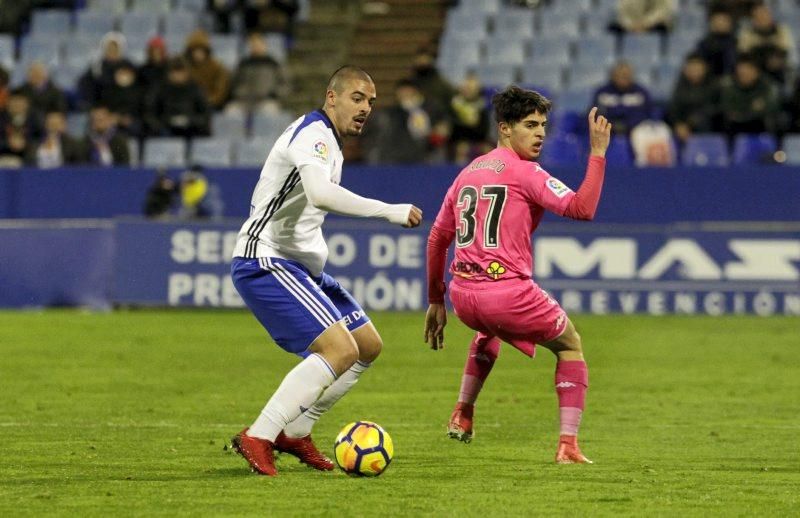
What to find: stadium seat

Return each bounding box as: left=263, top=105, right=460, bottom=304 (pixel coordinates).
left=782, top=135, right=800, bottom=164
left=527, top=38, right=571, bottom=67
left=485, top=38, right=526, bottom=67
left=30, top=9, right=72, bottom=35
left=143, top=138, right=187, bottom=168
left=211, top=112, right=247, bottom=138
left=537, top=18, right=580, bottom=39
left=549, top=0, right=591, bottom=14
left=120, top=12, right=161, bottom=40
left=164, top=12, right=199, bottom=40
left=265, top=33, right=288, bottom=62
left=52, top=64, right=84, bottom=92
left=557, top=87, right=593, bottom=113
left=574, top=35, right=616, bottom=67
left=19, top=38, right=62, bottom=67
left=64, top=38, right=99, bottom=68
left=538, top=133, right=583, bottom=166
left=476, top=63, right=517, bottom=88
left=732, top=134, right=778, bottom=165
left=438, top=38, right=482, bottom=69
left=520, top=63, right=565, bottom=94
left=0, top=34, right=14, bottom=69
left=493, top=8, right=535, bottom=39
left=251, top=111, right=294, bottom=138
left=620, top=34, right=662, bottom=68
left=9, top=67, right=26, bottom=88
left=75, top=12, right=117, bottom=38
left=681, top=134, right=729, bottom=167
left=131, top=0, right=172, bottom=14
left=568, top=66, right=606, bottom=90
left=210, top=34, right=240, bottom=70
left=175, top=0, right=207, bottom=11
left=456, top=0, right=501, bottom=15
left=444, top=11, right=488, bottom=41
left=234, top=137, right=273, bottom=167
left=66, top=112, right=88, bottom=136
left=665, top=34, right=699, bottom=65
left=190, top=138, right=233, bottom=167
left=87, top=0, right=128, bottom=13
left=605, top=135, right=634, bottom=167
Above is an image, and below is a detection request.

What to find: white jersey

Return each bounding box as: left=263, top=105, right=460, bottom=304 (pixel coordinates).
left=233, top=110, right=345, bottom=275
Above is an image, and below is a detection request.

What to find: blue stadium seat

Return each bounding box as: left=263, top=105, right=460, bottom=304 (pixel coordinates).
left=211, top=112, right=247, bottom=138
left=64, top=38, right=99, bottom=68
left=485, top=38, right=526, bottom=66
left=164, top=11, right=199, bottom=40
left=732, top=134, right=778, bottom=165
left=549, top=0, right=591, bottom=14
left=19, top=38, right=61, bottom=67
left=87, top=0, right=128, bottom=14
left=527, top=38, right=571, bottom=67
left=438, top=39, right=482, bottom=72
left=52, top=64, right=84, bottom=91
left=131, top=0, right=172, bottom=14
left=681, top=134, right=729, bottom=167
left=120, top=12, right=161, bottom=39
left=234, top=137, right=273, bottom=167
left=620, top=34, right=662, bottom=68
left=0, top=34, right=14, bottom=69
left=493, top=8, right=535, bottom=39
left=251, top=111, right=294, bottom=138
left=539, top=133, right=583, bottom=166
left=537, top=18, right=580, bottom=39
left=438, top=62, right=471, bottom=85
left=476, top=63, right=517, bottom=88
left=444, top=11, right=488, bottom=40
left=665, top=34, right=698, bottom=65
left=782, top=135, right=800, bottom=164
left=175, top=0, right=207, bottom=11
left=456, top=0, right=501, bottom=15
left=31, top=9, right=72, bottom=35
left=210, top=34, right=240, bottom=70
left=568, top=66, right=606, bottom=90
left=575, top=35, right=616, bottom=66
left=605, top=135, right=634, bottom=167
left=265, top=33, right=287, bottom=62
left=191, top=138, right=233, bottom=167
left=143, top=137, right=187, bottom=168
left=66, top=112, right=88, bottom=136
left=557, top=87, right=593, bottom=113
left=75, top=12, right=117, bottom=38
left=520, top=63, right=564, bottom=94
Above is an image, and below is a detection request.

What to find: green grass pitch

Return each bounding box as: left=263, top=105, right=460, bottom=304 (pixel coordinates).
left=1, top=310, right=798, bottom=516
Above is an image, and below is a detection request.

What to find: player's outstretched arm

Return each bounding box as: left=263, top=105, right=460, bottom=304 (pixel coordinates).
left=300, top=168, right=422, bottom=227
left=424, top=303, right=447, bottom=350
left=588, top=106, right=611, bottom=157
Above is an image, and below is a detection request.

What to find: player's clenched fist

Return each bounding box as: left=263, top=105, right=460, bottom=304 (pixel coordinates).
left=404, top=205, right=423, bottom=228
left=588, top=106, right=612, bottom=157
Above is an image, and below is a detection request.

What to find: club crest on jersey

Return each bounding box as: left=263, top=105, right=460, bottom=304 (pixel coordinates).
left=546, top=177, right=571, bottom=198
left=486, top=261, right=506, bottom=279
left=312, top=140, right=328, bottom=162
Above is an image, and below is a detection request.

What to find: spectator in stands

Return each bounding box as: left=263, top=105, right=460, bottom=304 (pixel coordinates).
left=0, top=93, right=38, bottom=166
left=667, top=53, right=721, bottom=143
left=184, top=29, right=230, bottom=110
left=143, top=169, right=177, bottom=219
left=244, top=0, right=299, bottom=39
left=363, top=79, right=450, bottom=164
left=449, top=72, right=490, bottom=163
left=209, top=0, right=240, bottom=33
left=591, top=61, right=653, bottom=136
left=82, top=104, right=130, bottom=166
left=410, top=48, right=454, bottom=114
left=719, top=53, right=780, bottom=136
left=34, top=110, right=84, bottom=168
left=144, top=57, right=210, bottom=138
left=738, top=3, right=795, bottom=84
left=178, top=165, right=224, bottom=220
left=694, top=10, right=738, bottom=80
left=100, top=62, right=144, bottom=137
left=610, top=0, right=674, bottom=34
left=0, top=1, right=33, bottom=37
left=706, top=0, right=760, bottom=23
left=138, top=36, right=169, bottom=99
left=13, top=62, right=66, bottom=121
left=0, top=66, right=9, bottom=112
left=226, top=33, right=288, bottom=114
left=77, top=32, right=136, bottom=110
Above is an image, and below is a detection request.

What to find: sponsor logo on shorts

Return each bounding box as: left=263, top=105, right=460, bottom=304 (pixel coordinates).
left=546, top=177, right=571, bottom=198
left=454, top=261, right=482, bottom=275
left=486, top=261, right=507, bottom=279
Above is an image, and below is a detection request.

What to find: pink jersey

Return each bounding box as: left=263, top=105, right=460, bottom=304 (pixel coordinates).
left=433, top=146, right=576, bottom=283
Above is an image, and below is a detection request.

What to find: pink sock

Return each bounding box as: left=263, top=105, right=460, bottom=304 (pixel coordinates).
left=555, top=360, right=588, bottom=436
left=457, top=333, right=501, bottom=405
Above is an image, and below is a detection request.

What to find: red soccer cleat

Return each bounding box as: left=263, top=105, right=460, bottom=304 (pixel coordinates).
left=231, top=428, right=278, bottom=476
left=274, top=431, right=335, bottom=471
left=555, top=435, right=593, bottom=464
left=447, top=402, right=474, bottom=443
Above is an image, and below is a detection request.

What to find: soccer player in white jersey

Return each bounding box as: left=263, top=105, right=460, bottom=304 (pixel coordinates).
left=229, top=66, right=422, bottom=476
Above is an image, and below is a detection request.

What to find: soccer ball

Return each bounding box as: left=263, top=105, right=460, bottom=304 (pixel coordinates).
left=333, top=421, right=393, bottom=477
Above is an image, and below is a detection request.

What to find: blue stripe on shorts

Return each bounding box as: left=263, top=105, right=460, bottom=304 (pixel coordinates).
left=231, top=257, right=370, bottom=357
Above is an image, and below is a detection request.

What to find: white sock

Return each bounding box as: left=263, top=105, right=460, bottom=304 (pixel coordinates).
left=283, top=360, right=371, bottom=438
left=247, top=353, right=336, bottom=441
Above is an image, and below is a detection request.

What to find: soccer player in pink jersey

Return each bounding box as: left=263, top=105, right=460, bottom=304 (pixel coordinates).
left=424, top=85, right=611, bottom=464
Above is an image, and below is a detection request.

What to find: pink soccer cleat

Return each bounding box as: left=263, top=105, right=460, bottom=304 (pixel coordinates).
left=555, top=435, right=593, bottom=464
left=231, top=428, right=278, bottom=476
left=447, top=402, right=474, bottom=443
left=274, top=431, right=335, bottom=471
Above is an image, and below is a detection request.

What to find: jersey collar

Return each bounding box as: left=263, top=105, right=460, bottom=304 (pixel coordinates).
left=315, top=109, right=344, bottom=150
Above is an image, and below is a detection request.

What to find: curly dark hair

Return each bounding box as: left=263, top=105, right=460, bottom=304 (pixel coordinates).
left=492, top=85, right=552, bottom=124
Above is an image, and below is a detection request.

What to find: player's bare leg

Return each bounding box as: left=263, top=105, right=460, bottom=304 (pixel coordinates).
left=448, top=333, right=501, bottom=443
left=236, top=322, right=356, bottom=475
left=279, top=322, right=382, bottom=470
left=541, top=319, right=592, bottom=464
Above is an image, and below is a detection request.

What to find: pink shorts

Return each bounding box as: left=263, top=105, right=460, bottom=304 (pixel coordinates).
left=449, top=277, right=568, bottom=358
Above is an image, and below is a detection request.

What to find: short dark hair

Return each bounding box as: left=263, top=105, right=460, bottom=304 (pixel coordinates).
left=327, top=65, right=374, bottom=94
left=492, top=85, right=552, bottom=125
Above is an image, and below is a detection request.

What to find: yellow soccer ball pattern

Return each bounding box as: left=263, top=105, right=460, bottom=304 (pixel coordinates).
left=334, top=421, right=394, bottom=476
